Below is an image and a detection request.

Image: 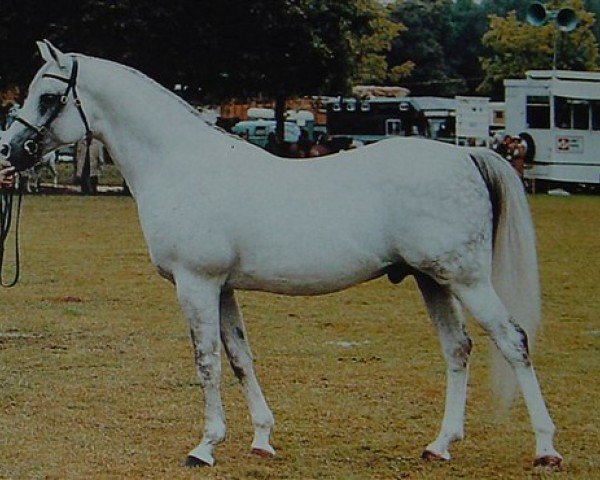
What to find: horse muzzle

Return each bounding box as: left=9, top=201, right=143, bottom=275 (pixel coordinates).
left=0, top=139, right=41, bottom=172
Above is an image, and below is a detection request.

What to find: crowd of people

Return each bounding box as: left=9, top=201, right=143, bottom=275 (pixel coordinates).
left=493, top=134, right=527, bottom=178
left=263, top=129, right=339, bottom=158
left=252, top=127, right=529, bottom=183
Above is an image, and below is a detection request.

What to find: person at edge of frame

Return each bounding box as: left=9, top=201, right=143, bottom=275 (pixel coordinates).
left=0, top=166, right=15, bottom=188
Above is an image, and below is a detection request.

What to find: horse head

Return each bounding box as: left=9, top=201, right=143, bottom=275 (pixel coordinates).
left=0, top=40, right=92, bottom=172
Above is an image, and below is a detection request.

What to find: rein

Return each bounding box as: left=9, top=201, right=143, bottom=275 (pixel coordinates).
left=1, top=56, right=92, bottom=287
left=0, top=175, right=24, bottom=287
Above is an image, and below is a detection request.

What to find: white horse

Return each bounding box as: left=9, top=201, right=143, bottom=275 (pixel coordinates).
left=0, top=41, right=562, bottom=469
left=25, top=151, right=58, bottom=193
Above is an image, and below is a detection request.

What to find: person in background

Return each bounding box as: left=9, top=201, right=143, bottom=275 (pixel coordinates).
left=75, top=137, right=105, bottom=194
left=494, top=134, right=512, bottom=159
left=265, top=132, right=282, bottom=156
left=510, top=136, right=526, bottom=179
left=296, top=129, right=313, bottom=158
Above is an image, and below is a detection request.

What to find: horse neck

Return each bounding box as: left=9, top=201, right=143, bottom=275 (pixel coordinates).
left=80, top=58, right=223, bottom=195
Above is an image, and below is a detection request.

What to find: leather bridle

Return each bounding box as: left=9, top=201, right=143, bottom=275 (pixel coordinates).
left=12, top=56, right=92, bottom=164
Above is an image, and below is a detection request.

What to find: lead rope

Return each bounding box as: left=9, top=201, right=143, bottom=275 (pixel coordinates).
left=0, top=174, right=24, bottom=287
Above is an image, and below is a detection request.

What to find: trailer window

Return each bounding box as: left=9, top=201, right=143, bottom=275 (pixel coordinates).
left=526, top=96, right=550, bottom=129
left=574, top=102, right=590, bottom=129
left=555, top=97, right=590, bottom=130
left=592, top=101, right=600, bottom=130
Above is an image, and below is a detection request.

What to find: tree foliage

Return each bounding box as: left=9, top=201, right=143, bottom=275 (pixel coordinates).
left=350, top=0, right=413, bottom=85
left=446, top=0, right=491, bottom=92
left=479, top=0, right=599, bottom=97
left=480, top=0, right=529, bottom=19
left=0, top=1, right=386, bottom=99
left=387, top=0, right=462, bottom=96
left=0, top=0, right=598, bottom=110
left=586, top=0, right=600, bottom=40
left=0, top=0, right=403, bottom=140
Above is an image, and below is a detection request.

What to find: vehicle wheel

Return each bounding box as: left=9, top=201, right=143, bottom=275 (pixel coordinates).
left=519, top=132, right=536, bottom=163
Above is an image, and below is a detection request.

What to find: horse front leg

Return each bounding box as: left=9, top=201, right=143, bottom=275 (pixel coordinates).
left=51, top=165, right=58, bottom=187
left=174, top=271, right=226, bottom=467
left=416, top=274, right=471, bottom=461
left=219, top=288, right=275, bottom=457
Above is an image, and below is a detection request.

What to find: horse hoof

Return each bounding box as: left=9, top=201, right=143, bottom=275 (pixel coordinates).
left=534, top=455, right=562, bottom=470
left=182, top=455, right=212, bottom=468
left=251, top=447, right=275, bottom=458
left=421, top=450, right=448, bottom=462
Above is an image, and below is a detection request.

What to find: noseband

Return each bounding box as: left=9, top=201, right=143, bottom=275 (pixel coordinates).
left=12, top=57, right=93, bottom=161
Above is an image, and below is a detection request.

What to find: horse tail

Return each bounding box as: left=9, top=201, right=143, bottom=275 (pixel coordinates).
left=469, top=149, right=541, bottom=411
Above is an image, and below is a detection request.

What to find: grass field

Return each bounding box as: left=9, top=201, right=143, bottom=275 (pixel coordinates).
left=0, top=194, right=598, bottom=479
left=33, top=162, right=125, bottom=188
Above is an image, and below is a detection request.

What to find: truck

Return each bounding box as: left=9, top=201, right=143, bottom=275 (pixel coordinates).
left=325, top=97, right=430, bottom=145
left=504, top=70, right=600, bottom=190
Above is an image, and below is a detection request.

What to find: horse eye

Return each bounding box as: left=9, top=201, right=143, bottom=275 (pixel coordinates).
left=40, top=94, right=60, bottom=105
left=39, top=94, right=60, bottom=115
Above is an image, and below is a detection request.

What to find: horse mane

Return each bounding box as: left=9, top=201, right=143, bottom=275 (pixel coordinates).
left=79, top=54, right=239, bottom=140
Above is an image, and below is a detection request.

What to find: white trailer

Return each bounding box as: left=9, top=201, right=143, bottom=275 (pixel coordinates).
left=455, top=96, right=490, bottom=146
left=504, top=70, right=600, bottom=189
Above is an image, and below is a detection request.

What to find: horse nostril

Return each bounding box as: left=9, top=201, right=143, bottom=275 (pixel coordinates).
left=0, top=143, right=11, bottom=159
left=23, top=140, right=39, bottom=156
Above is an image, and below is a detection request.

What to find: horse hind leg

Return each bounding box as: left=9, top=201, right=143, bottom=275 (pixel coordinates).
left=25, top=169, right=36, bottom=193
left=219, top=288, right=275, bottom=458
left=416, top=273, right=472, bottom=461
left=452, top=281, right=562, bottom=467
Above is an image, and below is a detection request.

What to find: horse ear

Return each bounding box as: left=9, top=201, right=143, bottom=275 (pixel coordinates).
left=36, top=39, right=67, bottom=69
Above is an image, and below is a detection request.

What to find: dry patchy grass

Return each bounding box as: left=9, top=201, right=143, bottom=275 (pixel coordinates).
left=0, top=194, right=598, bottom=479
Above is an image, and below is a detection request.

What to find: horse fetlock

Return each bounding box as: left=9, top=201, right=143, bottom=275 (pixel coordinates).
left=534, top=426, right=560, bottom=460
left=253, top=410, right=274, bottom=429
left=536, top=421, right=556, bottom=437
left=203, top=421, right=226, bottom=445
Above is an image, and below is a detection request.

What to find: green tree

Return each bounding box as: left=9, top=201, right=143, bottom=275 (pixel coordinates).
left=197, top=0, right=370, bottom=139
left=350, top=0, right=413, bottom=85
left=387, top=0, right=466, bottom=96
left=447, top=0, right=489, bottom=93
left=481, top=0, right=529, bottom=19
left=479, top=0, right=599, bottom=97
left=0, top=1, right=377, bottom=142
left=585, top=0, right=600, bottom=42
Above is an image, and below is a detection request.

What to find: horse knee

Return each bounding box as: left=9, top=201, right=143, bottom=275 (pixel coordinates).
left=190, top=333, right=222, bottom=386
left=454, top=284, right=530, bottom=366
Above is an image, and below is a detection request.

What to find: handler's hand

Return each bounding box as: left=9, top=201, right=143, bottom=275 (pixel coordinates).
left=0, top=167, right=16, bottom=188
